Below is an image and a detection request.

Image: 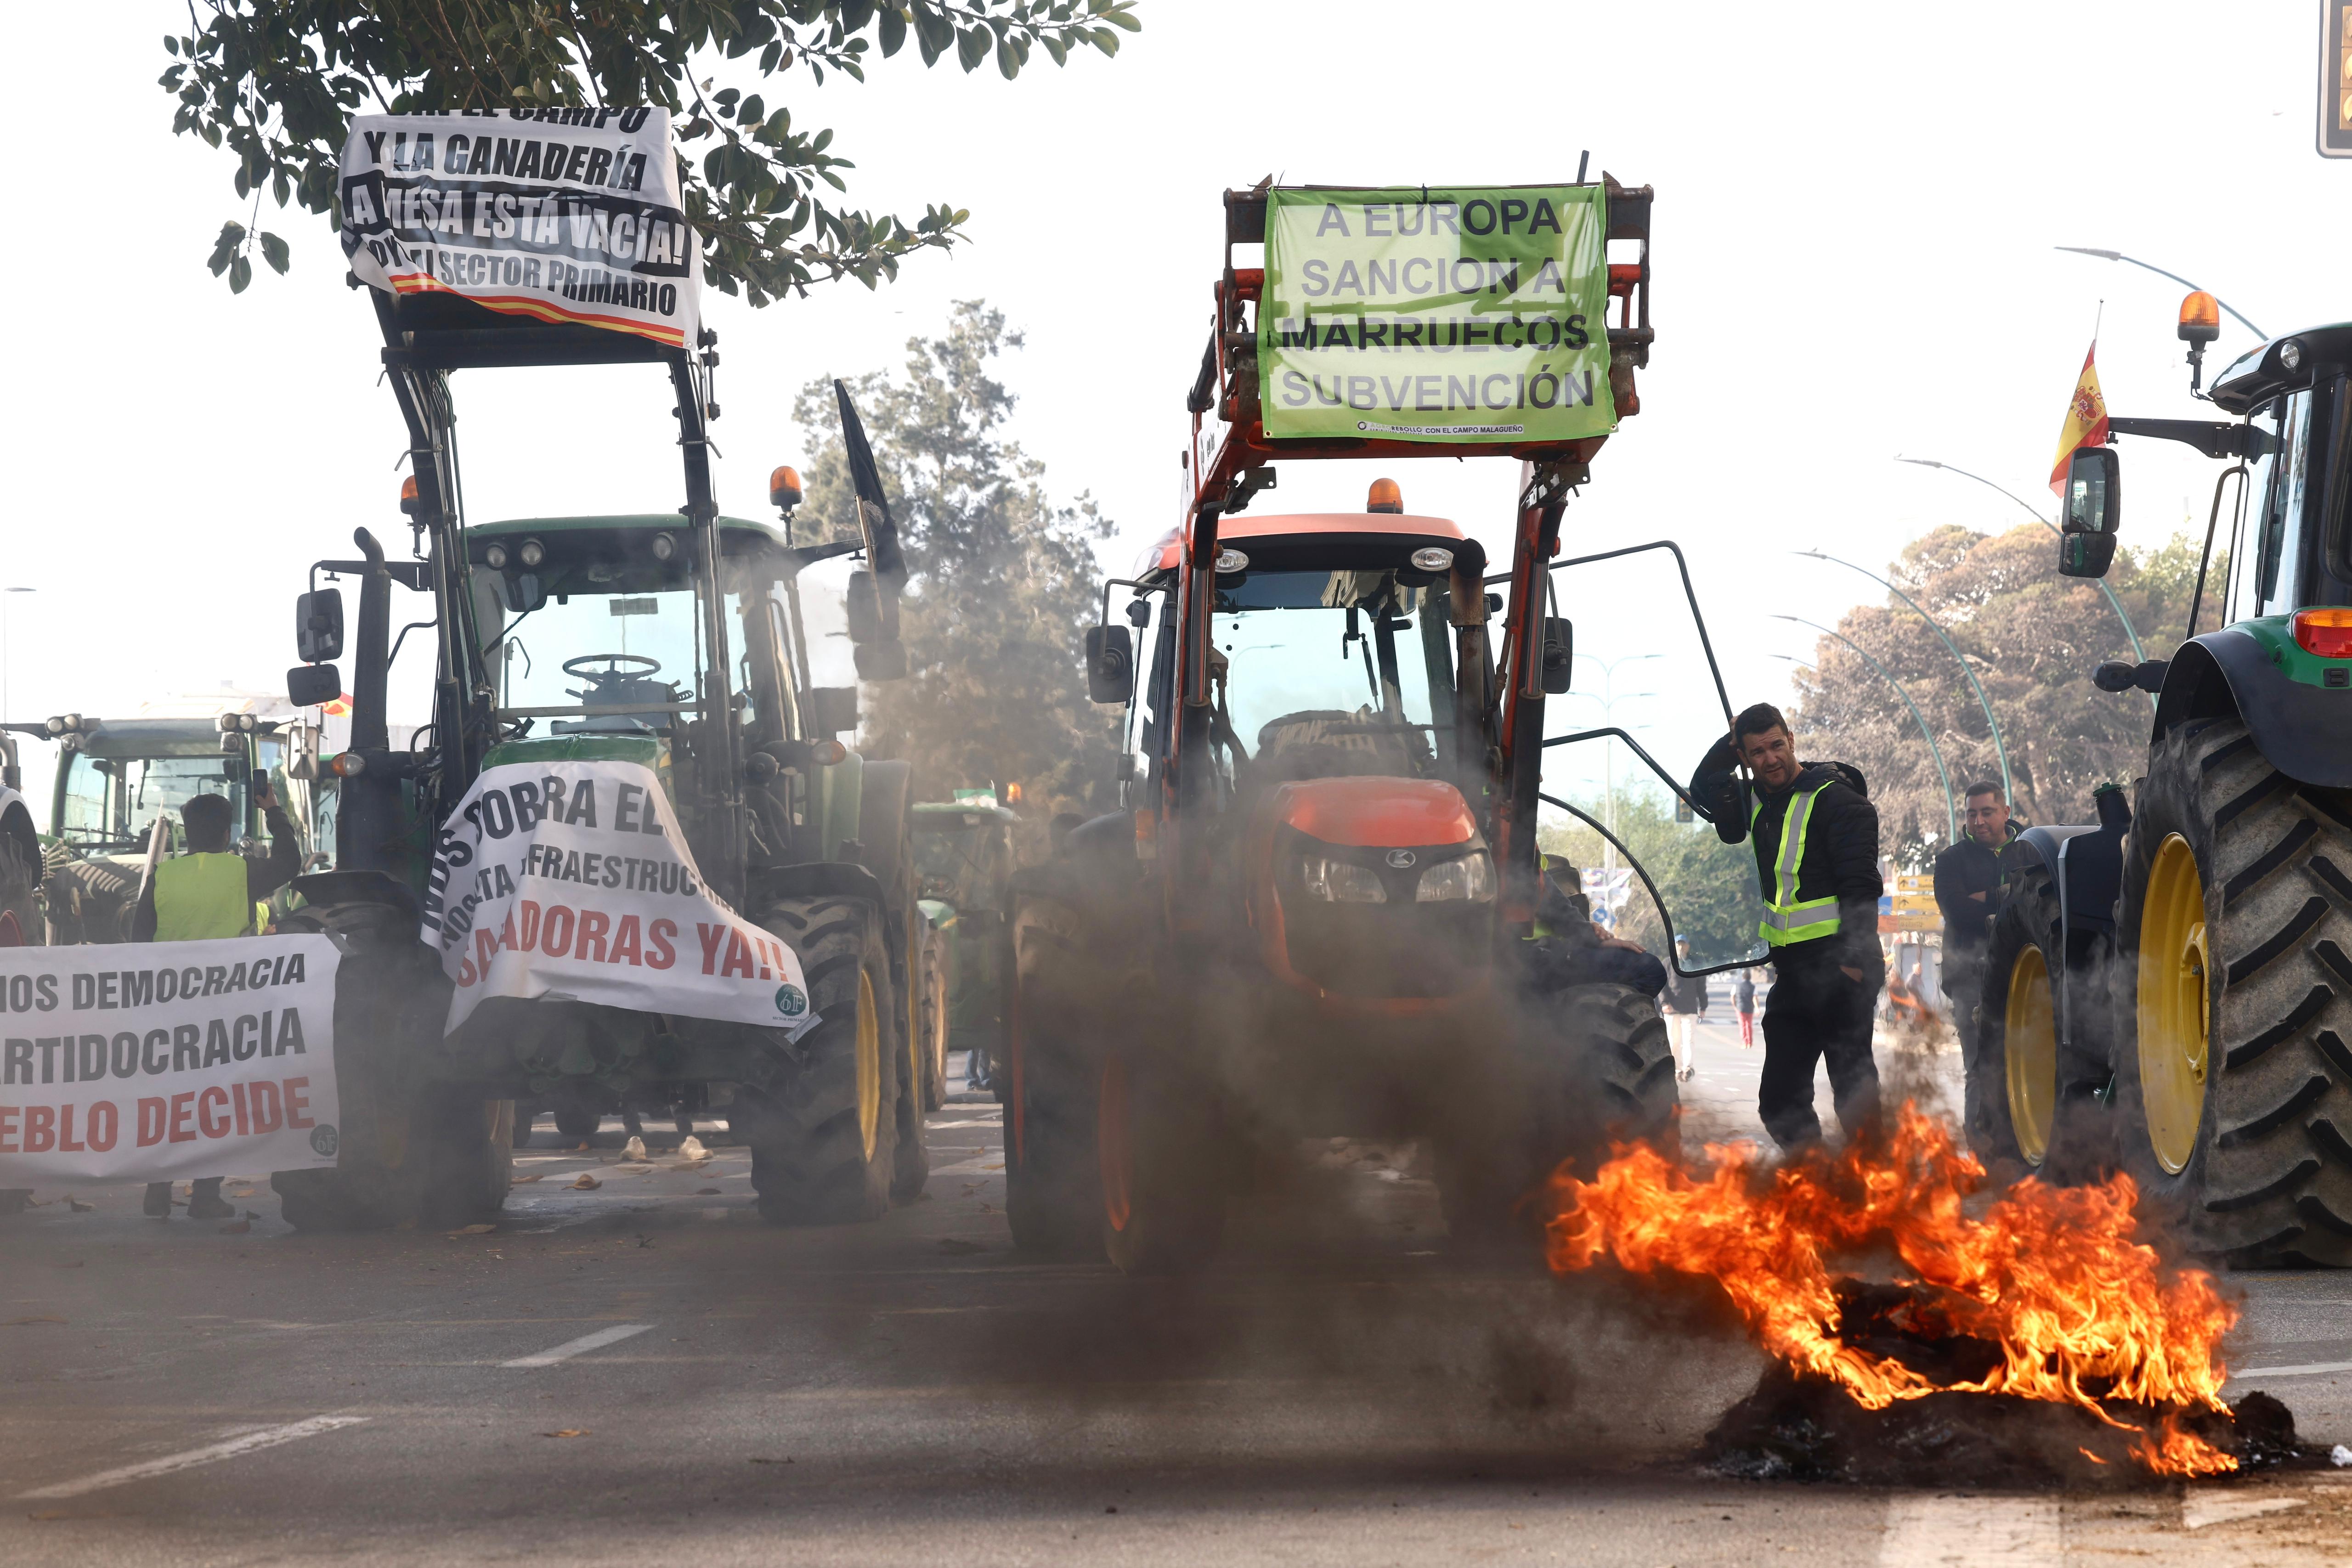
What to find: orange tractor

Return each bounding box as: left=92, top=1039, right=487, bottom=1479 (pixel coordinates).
left=1003, top=180, right=1683, bottom=1269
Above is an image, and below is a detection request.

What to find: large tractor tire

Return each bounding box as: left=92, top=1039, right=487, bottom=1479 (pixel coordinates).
left=1098, top=1047, right=1228, bottom=1275
left=0, top=801, right=40, bottom=948
left=1976, top=865, right=2115, bottom=1173
left=271, top=897, right=511, bottom=1231
left=1439, top=983, right=1679, bottom=1248
left=746, top=896, right=902, bottom=1226
left=916, top=918, right=951, bottom=1111
left=2113, top=718, right=2352, bottom=1265
left=1003, top=888, right=1105, bottom=1258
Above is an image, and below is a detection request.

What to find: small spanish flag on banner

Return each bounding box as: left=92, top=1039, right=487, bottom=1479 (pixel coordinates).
left=2048, top=344, right=2111, bottom=493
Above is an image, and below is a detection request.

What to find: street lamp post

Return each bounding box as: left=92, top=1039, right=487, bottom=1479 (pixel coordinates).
left=1562, top=651, right=1660, bottom=895
left=1769, top=619, right=1957, bottom=843
left=1896, top=455, right=2154, bottom=710
left=1796, top=550, right=2013, bottom=804
left=2052, top=248, right=2265, bottom=340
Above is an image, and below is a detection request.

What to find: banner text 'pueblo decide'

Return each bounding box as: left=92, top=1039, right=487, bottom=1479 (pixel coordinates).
left=0, top=936, right=341, bottom=1185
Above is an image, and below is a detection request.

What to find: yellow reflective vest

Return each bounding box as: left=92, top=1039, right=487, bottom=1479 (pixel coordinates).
left=1752, top=782, right=1842, bottom=947
left=152, top=853, right=257, bottom=942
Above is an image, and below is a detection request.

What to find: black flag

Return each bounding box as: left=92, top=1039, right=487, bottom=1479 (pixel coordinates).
left=833, top=379, right=905, bottom=586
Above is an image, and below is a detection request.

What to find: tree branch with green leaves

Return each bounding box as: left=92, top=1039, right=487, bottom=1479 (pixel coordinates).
left=160, top=1, right=1138, bottom=299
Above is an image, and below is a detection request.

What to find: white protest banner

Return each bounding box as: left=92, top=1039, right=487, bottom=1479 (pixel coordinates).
left=339, top=107, right=698, bottom=350
left=0, top=936, right=341, bottom=1186
left=421, top=761, right=814, bottom=1038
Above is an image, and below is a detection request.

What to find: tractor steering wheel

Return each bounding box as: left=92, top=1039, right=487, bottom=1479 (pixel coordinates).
left=562, top=654, right=663, bottom=680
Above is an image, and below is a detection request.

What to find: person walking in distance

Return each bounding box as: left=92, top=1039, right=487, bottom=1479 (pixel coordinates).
left=1733, top=968, right=1758, bottom=1049
left=1659, top=936, right=1707, bottom=1082
left=1690, top=704, right=1886, bottom=1151
left=1934, top=780, right=2017, bottom=1150
left=133, top=779, right=304, bottom=1219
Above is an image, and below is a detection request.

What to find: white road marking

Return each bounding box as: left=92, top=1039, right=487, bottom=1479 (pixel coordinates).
left=2182, top=1491, right=2304, bottom=1530
left=501, top=1323, right=654, bottom=1368
left=2232, top=1358, right=2352, bottom=1378
left=930, top=1156, right=1004, bottom=1176
left=1879, top=1494, right=2060, bottom=1565
left=19, top=1415, right=370, bottom=1500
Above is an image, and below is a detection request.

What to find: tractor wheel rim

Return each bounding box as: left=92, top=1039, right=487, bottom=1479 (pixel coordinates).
left=856, top=970, right=882, bottom=1161
left=2003, top=942, right=2058, bottom=1165
left=2137, top=834, right=2210, bottom=1176
left=1098, top=1055, right=1133, bottom=1233
left=907, top=916, right=923, bottom=1099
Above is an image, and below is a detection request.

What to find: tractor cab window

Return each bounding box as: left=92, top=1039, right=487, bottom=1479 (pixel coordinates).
left=2243, top=390, right=2312, bottom=622
left=1209, top=567, right=1456, bottom=783
left=471, top=536, right=790, bottom=739
left=58, top=747, right=244, bottom=853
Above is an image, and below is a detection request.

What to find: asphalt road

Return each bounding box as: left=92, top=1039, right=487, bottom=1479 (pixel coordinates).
left=4, top=1040, right=2351, bottom=1567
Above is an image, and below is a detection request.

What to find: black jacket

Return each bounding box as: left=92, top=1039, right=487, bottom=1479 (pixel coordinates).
left=1933, top=828, right=2014, bottom=960
left=1690, top=739, right=1883, bottom=970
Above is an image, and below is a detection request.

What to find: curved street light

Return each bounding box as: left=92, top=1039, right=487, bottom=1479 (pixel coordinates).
left=2052, top=248, right=2266, bottom=340
left=1894, top=455, right=2154, bottom=709
left=1796, top=549, right=2013, bottom=804
left=1770, top=619, right=1956, bottom=843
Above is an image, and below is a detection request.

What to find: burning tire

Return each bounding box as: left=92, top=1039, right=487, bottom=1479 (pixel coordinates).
left=272, top=896, right=510, bottom=1231
left=745, top=896, right=902, bottom=1226
left=2114, top=718, right=2352, bottom=1264
left=1003, top=887, right=1103, bottom=1258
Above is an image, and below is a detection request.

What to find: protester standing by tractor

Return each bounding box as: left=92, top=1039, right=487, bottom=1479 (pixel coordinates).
left=1691, top=704, right=1885, bottom=1150
left=133, top=780, right=303, bottom=1219
left=1934, top=780, right=2016, bottom=1151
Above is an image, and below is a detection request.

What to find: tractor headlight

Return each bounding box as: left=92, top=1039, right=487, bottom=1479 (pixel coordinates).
left=1301, top=855, right=1386, bottom=904
left=651, top=531, right=677, bottom=562
left=483, top=542, right=509, bottom=570
left=1416, top=851, right=1496, bottom=903
left=518, top=537, right=545, bottom=569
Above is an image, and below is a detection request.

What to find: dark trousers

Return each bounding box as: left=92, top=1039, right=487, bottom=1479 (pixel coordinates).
left=1942, top=948, right=1988, bottom=1147
left=1758, top=953, right=1882, bottom=1151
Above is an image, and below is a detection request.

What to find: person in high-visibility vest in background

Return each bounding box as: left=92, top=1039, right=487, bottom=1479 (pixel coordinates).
left=133, top=779, right=303, bottom=1218
left=1690, top=703, right=1885, bottom=1151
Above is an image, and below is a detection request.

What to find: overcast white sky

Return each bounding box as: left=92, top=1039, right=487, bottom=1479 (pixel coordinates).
left=4, top=2, right=2347, bottom=818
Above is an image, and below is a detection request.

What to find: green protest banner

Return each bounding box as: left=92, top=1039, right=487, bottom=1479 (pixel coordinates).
left=1258, top=186, right=1613, bottom=445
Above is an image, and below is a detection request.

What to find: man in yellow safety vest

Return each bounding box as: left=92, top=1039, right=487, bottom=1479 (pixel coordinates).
left=133, top=780, right=303, bottom=1218
left=1691, top=703, right=1885, bottom=1151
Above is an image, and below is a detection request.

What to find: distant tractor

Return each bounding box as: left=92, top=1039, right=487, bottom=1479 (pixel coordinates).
left=10, top=701, right=331, bottom=945
left=1977, top=300, right=2352, bottom=1264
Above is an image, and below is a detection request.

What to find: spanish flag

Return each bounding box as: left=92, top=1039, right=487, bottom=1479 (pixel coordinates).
left=2048, top=344, right=2111, bottom=493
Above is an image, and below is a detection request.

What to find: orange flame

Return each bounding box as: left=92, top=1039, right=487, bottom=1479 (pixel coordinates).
left=1545, top=1103, right=2239, bottom=1476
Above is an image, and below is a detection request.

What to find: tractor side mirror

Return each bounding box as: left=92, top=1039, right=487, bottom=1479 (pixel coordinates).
left=845, top=570, right=883, bottom=644
left=287, top=663, right=342, bottom=708
left=803, top=687, right=859, bottom=736
left=2058, top=447, right=2120, bottom=578
left=1085, top=625, right=1135, bottom=705
left=296, top=588, right=344, bottom=663
left=1540, top=616, right=1574, bottom=694
left=854, top=640, right=909, bottom=682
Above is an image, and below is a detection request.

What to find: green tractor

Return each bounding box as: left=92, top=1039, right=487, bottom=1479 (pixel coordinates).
left=910, top=792, right=1021, bottom=1100
left=268, top=282, right=935, bottom=1232
left=1977, top=305, right=2352, bottom=1263
left=5, top=705, right=331, bottom=945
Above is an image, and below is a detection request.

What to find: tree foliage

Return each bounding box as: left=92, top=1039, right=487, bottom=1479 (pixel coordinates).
left=791, top=301, right=1118, bottom=827
left=161, top=1, right=1138, bottom=298
left=1787, top=525, right=2222, bottom=862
